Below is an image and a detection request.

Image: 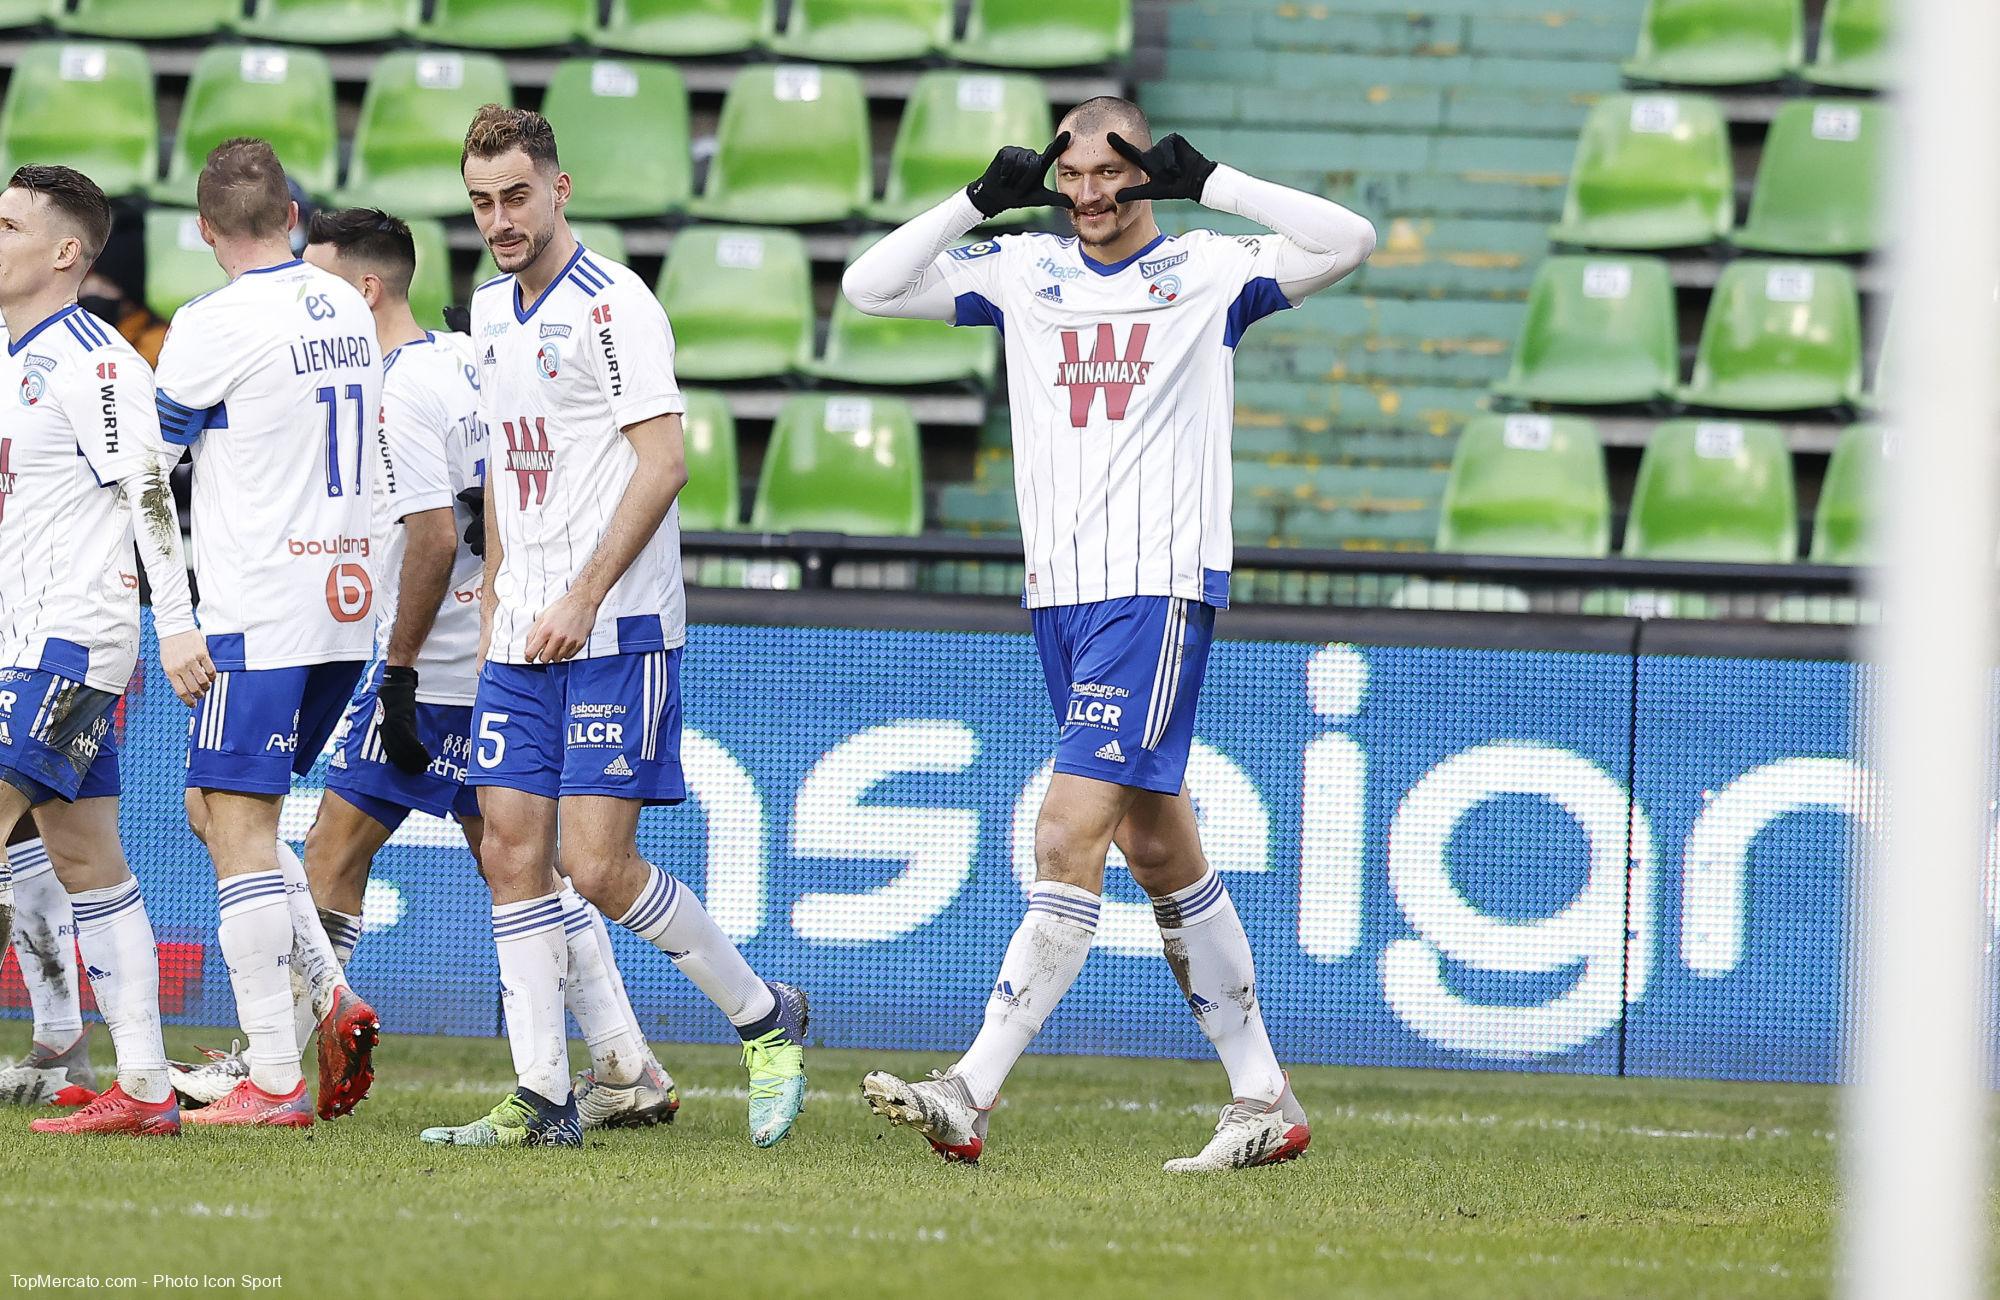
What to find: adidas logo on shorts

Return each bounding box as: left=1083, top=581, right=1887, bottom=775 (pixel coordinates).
left=602, top=754, right=634, bottom=777
left=1095, top=739, right=1125, bottom=763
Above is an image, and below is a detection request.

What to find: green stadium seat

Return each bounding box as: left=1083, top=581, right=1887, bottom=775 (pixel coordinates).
left=1810, top=423, right=1884, bottom=565
left=1807, top=0, right=1891, bottom=91
left=1678, top=261, right=1863, bottom=411
left=751, top=394, right=924, bottom=536
left=1549, top=94, right=1733, bottom=250
left=407, top=217, right=451, bottom=331
left=1491, top=256, right=1678, bottom=406
left=154, top=46, right=338, bottom=206
left=0, top=1, right=44, bottom=31
left=57, top=0, right=235, bottom=38
left=409, top=0, right=592, bottom=49
left=0, top=42, right=156, bottom=200
left=1867, top=303, right=1898, bottom=411
left=808, top=234, right=998, bottom=386
left=1435, top=415, right=1611, bottom=558
left=950, top=0, right=1131, bottom=68
left=593, top=0, right=774, bottom=56
left=144, top=208, right=227, bottom=321
left=1732, top=100, right=1888, bottom=256
left=689, top=65, right=870, bottom=225
left=473, top=220, right=628, bottom=283
left=540, top=59, right=690, bottom=220
left=655, top=226, right=813, bottom=380
left=236, top=0, right=403, bottom=44
left=337, top=51, right=511, bottom=219
left=1624, top=419, right=1798, bottom=562
left=677, top=389, right=741, bottom=530
left=1621, top=0, right=1803, bottom=87
left=867, top=71, right=1054, bottom=225
left=770, top=0, right=952, bottom=63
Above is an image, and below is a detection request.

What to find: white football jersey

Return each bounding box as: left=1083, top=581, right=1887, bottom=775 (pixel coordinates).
left=370, top=331, right=485, bottom=706
left=155, top=258, right=381, bottom=671
left=0, top=305, right=163, bottom=692
left=934, top=229, right=1297, bottom=609
left=471, top=243, right=687, bottom=665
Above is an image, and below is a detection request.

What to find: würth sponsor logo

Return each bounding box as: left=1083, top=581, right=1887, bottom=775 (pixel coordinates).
left=1054, top=323, right=1152, bottom=427
left=593, top=304, right=623, bottom=397
left=98, top=383, right=118, bottom=451
left=0, top=437, right=13, bottom=522
left=504, top=417, right=554, bottom=508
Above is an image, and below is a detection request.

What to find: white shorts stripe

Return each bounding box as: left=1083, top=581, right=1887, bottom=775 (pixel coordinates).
left=200, top=673, right=230, bottom=750
left=1143, top=600, right=1188, bottom=751
left=29, top=678, right=61, bottom=742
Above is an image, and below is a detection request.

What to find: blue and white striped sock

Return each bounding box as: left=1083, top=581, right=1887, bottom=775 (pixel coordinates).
left=71, top=876, right=169, bottom=1103
left=953, top=881, right=1100, bottom=1107
left=217, top=870, right=302, bottom=1094
left=321, top=910, right=362, bottom=968
left=7, top=838, right=82, bottom=1046
left=1154, top=869, right=1284, bottom=1105
left=492, top=893, right=570, bottom=1104
left=616, top=863, right=773, bottom=1031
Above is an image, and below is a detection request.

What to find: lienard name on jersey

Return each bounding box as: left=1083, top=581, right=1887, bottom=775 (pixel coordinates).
left=290, top=334, right=374, bottom=375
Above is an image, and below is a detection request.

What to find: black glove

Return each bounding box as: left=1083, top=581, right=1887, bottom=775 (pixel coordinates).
left=966, top=133, right=1073, bottom=218
left=457, top=484, right=487, bottom=558
left=376, top=666, right=432, bottom=775
left=441, top=304, right=471, bottom=335
left=1109, top=133, right=1217, bottom=205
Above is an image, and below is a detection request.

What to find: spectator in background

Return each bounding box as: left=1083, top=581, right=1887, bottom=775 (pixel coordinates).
left=80, top=216, right=164, bottom=365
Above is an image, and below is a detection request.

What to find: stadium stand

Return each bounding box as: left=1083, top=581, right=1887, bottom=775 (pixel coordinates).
left=689, top=63, right=872, bottom=225
left=1809, top=422, right=1880, bottom=565
left=142, top=207, right=227, bottom=318
left=678, top=388, right=743, bottom=530
left=236, top=0, right=404, bottom=45
left=412, top=0, right=595, bottom=50
left=335, top=50, right=512, bottom=217
left=592, top=0, right=775, bottom=57
left=539, top=57, right=692, bottom=219
left=868, top=70, right=1054, bottom=225
left=769, top=0, right=954, bottom=63
left=1491, top=256, right=1678, bottom=407
left=55, top=0, right=236, bottom=39
left=1805, top=0, right=1890, bottom=90
left=809, top=234, right=999, bottom=386
left=656, top=225, right=815, bottom=380
left=1549, top=94, right=1734, bottom=250
left=1678, top=260, right=1864, bottom=412
left=1622, top=0, right=1803, bottom=87
left=1732, top=99, right=1886, bottom=255
left=950, top=0, right=1132, bottom=69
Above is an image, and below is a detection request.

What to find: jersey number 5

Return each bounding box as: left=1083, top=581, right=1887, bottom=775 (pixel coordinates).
left=319, top=383, right=366, bottom=497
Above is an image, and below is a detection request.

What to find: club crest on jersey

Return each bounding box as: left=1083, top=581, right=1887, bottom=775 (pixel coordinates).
left=1147, top=275, right=1183, bottom=305
left=17, top=370, right=45, bottom=406
left=536, top=342, right=560, bottom=379
left=1139, top=251, right=1188, bottom=278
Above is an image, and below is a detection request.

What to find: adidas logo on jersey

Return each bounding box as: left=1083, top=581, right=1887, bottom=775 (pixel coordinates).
left=1036, top=283, right=1063, bottom=303
left=1095, top=739, right=1126, bottom=763
left=602, top=754, right=634, bottom=777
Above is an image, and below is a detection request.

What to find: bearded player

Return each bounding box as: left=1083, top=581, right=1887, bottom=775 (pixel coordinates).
left=845, top=97, right=1376, bottom=1171
left=419, top=107, right=807, bottom=1149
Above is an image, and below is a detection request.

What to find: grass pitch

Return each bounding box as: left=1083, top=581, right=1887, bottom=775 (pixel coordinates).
left=0, top=1028, right=1840, bottom=1299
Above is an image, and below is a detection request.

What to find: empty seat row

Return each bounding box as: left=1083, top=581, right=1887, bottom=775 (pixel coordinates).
left=680, top=390, right=924, bottom=535
left=0, top=43, right=1056, bottom=226
left=8, top=0, right=1130, bottom=67
left=145, top=218, right=995, bottom=389
left=1495, top=255, right=1866, bottom=413
left=1437, top=413, right=1880, bottom=565
left=1625, top=0, right=1889, bottom=91
left=1553, top=94, right=1887, bottom=255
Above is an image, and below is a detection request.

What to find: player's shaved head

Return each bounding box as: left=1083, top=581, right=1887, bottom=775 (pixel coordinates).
left=5, top=165, right=111, bottom=263
left=197, top=137, right=293, bottom=240
left=305, top=207, right=416, bottom=302
left=1058, top=96, right=1152, bottom=151
left=461, top=105, right=560, bottom=175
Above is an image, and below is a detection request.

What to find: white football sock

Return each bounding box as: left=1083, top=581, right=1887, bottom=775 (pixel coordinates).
left=492, top=894, right=570, bottom=1104
left=7, top=839, right=82, bottom=1046
left=277, top=840, right=347, bottom=1022
left=1154, top=869, right=1285, bottom=1105
left=291, top=905, right=365, bottom=1053
left=616, top=864, right=774, bottom=1030
left=69, top=877, right=170, bottom=1104
left=952, top=882, right=1099, bottom=1108
left=560, top=886, right=649, bottom=1085
left=216, top=871, right=303, bottom=1094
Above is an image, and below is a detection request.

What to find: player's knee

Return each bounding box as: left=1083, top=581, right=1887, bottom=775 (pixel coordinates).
left=556, top=842, right=628, bottom=899
left=183, top=788, right=209, bottom=844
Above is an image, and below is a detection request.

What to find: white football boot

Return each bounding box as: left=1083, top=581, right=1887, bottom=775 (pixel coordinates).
left=861, top=1069, right=989, bottom=1163
left=1165, top=1077, right=1311, bottom=1173
left=575, top=1056, right=680, bottom=1130
left=167, top=1041, right=251, bottom=1108
left=0, top=1029, right=97, bottom=1105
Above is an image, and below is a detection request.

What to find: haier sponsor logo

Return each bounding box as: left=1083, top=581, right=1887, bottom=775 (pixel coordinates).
left=1036, top=257, right=1083, bottom=281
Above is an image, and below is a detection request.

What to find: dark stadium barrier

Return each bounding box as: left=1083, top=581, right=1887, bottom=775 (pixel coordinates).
left=2, top=596, right=1875, bottom=1085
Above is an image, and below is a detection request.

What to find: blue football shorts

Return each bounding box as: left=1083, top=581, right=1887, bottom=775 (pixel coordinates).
left=186, top=660, right=366, bottom=795
left=324, top=661, right=481, bottom=830
left=0, top=667, right=118, bottom=805
left=466, top=649, right=685, bottom=804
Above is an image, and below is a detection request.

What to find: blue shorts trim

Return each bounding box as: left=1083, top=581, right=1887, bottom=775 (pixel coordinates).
left=0, top=668, right=118, bottom=805
left=186, top=661, right=366, bottom=795
left=1031, top=597, right=1215, bottom=796
left=323, top=661, right=481, bottom=829
left=466, top=650, right=685, bottom=804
